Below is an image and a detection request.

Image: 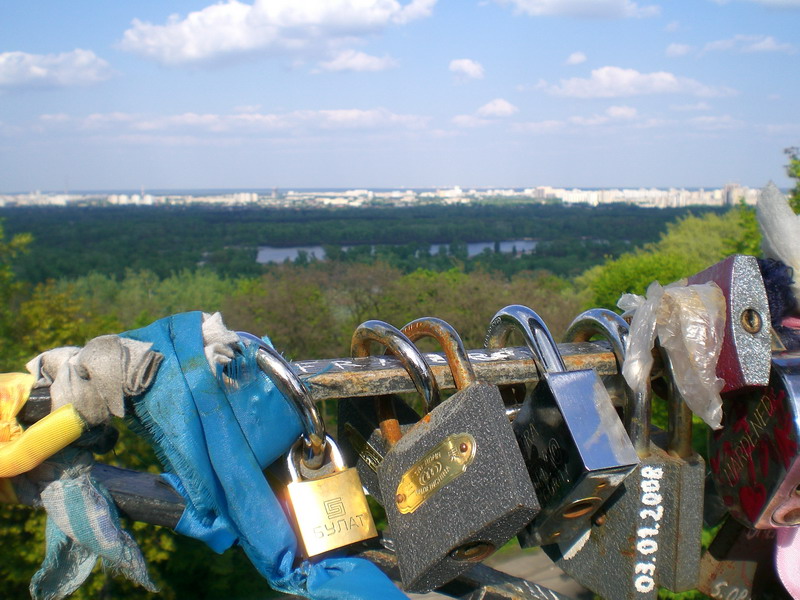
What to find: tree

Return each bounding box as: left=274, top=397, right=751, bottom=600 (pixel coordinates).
left=0, top=220, right=32, bottom=369
left=786, top=146, right=800, bottom=213
left=578, top=207, right=759, bottom=310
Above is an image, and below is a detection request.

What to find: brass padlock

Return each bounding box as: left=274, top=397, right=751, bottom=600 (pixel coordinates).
left=485, top=305, right=639, bottom=548
left=286, top=434, right=378, bottom=557
left=338, top=320, right=440, bottom=505
left=545, top=309, right=705, bottom=598
left=247, top=337, right=378, bottom=556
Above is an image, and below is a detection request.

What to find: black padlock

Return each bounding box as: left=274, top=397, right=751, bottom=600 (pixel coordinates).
left=339, top=320, right=440, bottom=505
left=485, top=304, right=639, bottom=548
left=375, top=317, right=539, bottom=593
left=545, top=308, right=705, bottom=598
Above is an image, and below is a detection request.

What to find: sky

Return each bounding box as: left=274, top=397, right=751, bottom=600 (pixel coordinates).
left=1, top=0, right=799, bottom=192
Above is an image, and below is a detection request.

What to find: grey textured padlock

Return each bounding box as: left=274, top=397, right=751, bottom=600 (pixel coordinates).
left=697, top=517, right=780, bottom=600
left=377, top=317, right=539, bottom=593
left=545, top=309, right=705, bottom=598
left=709, top=352, right=800, bottom=529
left=339, top=320, right=440, bottom=505
left=485, top=305, right=639, bottom=548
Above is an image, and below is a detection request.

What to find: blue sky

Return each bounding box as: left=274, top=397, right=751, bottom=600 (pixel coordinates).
left=1, top=0, right=798, bottom=192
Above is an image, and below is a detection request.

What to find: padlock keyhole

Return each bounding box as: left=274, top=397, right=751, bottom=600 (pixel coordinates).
left=449, top=541, right=495, bottom=562
left=741, top=308, right=762, bottom=334
left=562, top=497, right=601, bottom=519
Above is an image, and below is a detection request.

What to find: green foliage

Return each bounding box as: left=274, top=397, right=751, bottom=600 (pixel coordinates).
left=0, top=200, right=764, bottom=599
left=579, top=207, right=760, bottom=310
left=0, top=220, right=33, bottom=368
left=1, top=204, right=718, bottom=284
left=786, top=146, right=800, bottom=213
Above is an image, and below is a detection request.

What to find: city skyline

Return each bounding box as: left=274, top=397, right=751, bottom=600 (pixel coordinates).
left=1, top=1, right=799, bottom=192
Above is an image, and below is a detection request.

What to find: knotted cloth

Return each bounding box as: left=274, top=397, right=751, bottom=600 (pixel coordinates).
left=0, top=373, right=85, bottom=497
left=120, top=312, right=407, bottom=600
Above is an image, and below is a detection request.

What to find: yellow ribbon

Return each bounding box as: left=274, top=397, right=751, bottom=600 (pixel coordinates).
left=0, top=373, right=86, bottom=503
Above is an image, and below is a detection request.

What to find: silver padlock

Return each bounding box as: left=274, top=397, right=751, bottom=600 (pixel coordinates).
left=485, top=304, right=639, bottom=548
left=546, top=309, right=705, bottom=598
left=339, top=319, right=440, bottom=505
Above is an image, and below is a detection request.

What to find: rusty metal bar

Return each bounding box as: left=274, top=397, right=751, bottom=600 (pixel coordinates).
left=19, top=341, right=616, bottom=424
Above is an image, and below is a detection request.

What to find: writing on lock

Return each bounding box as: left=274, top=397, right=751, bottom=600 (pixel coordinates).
left=395, top=433, right=477, bottom=514
left=519, top=426, right=568, bottom=507
left=311, top=497, right=373, bottom=540
left=634, top=466, right=665, bottom=594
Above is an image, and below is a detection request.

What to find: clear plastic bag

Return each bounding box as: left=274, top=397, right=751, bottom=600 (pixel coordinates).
left=619, top=280, right=726, bottom=429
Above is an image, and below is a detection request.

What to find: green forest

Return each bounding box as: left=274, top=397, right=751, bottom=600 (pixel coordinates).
left=0, top=167, right=794, bottom=599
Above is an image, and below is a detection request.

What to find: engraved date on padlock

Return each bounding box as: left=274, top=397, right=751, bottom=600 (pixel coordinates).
left=395, top=433, right=476, bottom=514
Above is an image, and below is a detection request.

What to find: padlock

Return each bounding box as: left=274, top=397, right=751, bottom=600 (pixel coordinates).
left=374, top=317, right=539, bottom=593
left=485, top=305, right=639, bottom=548
left=687, top=254, right=772, bottom=394
left=697, top=516, right=781, bottom=600
left=285, top=434, right=379, bottom=557
left=544, top=308, right=705, bottom=598
left=338, top=319, right=440, bottom=505
left=709, top=352, right=800, bottom=529
left=248, top=338, right=378, bottom=556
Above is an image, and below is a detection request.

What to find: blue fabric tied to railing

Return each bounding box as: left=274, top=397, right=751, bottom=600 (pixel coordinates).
left=121, top=312, right=407, bottom=600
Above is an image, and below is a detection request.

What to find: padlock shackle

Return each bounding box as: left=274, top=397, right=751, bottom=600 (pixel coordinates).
left=350, top=320, right=440, bottom=412
left=400, top=317, right=476, bottom=389
left=657, top=342, right=694, bottom=459
left=238, top=331, right=327, bottom=469
left=351, top=320, right=440, bottom=446
left=286, top=434, right=345, bottom=481
left=484, top=305, right=566, bottom=375
left=564, top=309, right=652, bottom=456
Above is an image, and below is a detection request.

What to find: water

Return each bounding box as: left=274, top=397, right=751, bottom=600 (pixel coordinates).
left=256, top=240, right=538, bottom=264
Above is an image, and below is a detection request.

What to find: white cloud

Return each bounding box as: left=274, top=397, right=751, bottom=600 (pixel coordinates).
left=493, top=0, right=660, bottom=18
left=513, top=120, right=564, bottom=134
left=477, top=98, right=518, bottom=117
left=318, top=50, right=397, bottom=72
left=449, top=58, right=484, bottom=80
left=703, top=34, right=795, bottom=54
left=539, top=66, right=735, bottom=98
left=0, top=49, right=112, bottom=89
left=452, top=114, right=491, bottom=128
left=565, top=51, right=587, bottom=65
left=606, top=105, right=638, bottom=119
left=119, top=0, right=436, bottom=65
left=711, top=0, right=800, bottom=7
left=37, top=108, right=430, bottom=135
left=665, top=20, right=680, bottom=32
left=567, top=105, right=638, bottom=126
left=671, top=101, right=711, bottom=111
left=666, top=43, right=692, bottom=57
left=689, top=115, right=745, bottom=130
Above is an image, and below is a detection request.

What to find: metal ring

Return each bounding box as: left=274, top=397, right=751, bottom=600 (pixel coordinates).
left=237, top=331, right=327, bottom=469
left=401, top=318, right=476, bottom=390
left=564, top=309, right=651, bottom=457
left=484, top=305, right=566, bottom=374
left=351, top=320, right=440, bottom=412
